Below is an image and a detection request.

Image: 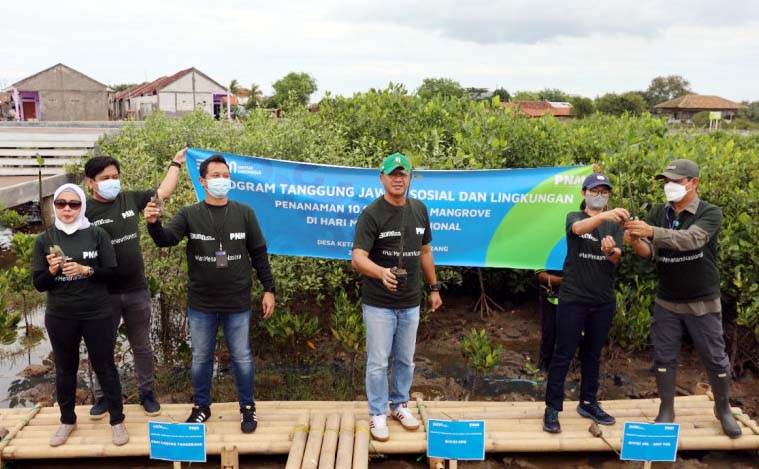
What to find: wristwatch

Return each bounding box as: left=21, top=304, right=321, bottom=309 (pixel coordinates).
left=425, top=282, right=442, bottom=292
left=169, top=161, right=183, bottom=169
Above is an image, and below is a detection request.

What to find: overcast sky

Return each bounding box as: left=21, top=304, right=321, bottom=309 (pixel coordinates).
left=3, top=0, right=758, bottom=101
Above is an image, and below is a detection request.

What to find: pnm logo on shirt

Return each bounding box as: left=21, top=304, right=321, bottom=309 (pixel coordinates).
left=416, top=227, right=425, bottom=235
left=121, top=210, right=136, bottom=219
left=230, top=232, right=246, bottom=240
left=83, top=251, right=98, bottom=259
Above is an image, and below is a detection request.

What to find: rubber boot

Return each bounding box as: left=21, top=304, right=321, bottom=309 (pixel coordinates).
left=706, top=369, right=742, bottom=439
left=654, top=366, right=676, bottom=423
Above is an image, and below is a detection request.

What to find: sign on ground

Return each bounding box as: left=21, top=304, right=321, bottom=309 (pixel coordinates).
left=148, top=421, right=206, bottom=462
left=427, top=419, right=485, bottom=460
left=620, top=421, right=680, bottom=462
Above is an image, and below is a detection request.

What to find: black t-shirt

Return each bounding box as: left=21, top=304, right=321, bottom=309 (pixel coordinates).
left=147, top=201, right=267, bottom=313
left=86, top=190, right=154, bottom=293
left=352, top=197, right=432, bottom=309
left=558, top=211, right=623, bottom=304
left=32, top=226, right=117, bottom=319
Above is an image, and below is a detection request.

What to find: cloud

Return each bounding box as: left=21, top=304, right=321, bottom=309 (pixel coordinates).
left=342, top=0, right=759, bottom=44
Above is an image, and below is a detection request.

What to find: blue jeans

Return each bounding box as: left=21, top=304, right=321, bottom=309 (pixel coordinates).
left=363, top=304, right=420, bottom=416
left=188, top=308, right=255, bottom=408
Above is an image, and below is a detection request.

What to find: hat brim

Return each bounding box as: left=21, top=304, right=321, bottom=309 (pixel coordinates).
left=583, top=181, right=612, bottom=190
left=655, top=171, right=689, bottom=180
left=381, top=166, right=410, bottom=175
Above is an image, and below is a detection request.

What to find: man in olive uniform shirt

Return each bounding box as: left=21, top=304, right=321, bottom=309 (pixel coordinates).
left=144, top=153, right=275, bottom=434
left=351, top=153, right=443, bottom=442
left=625, top=159, right=741, bottom=438
left=84, top=148, right=186, bottom=417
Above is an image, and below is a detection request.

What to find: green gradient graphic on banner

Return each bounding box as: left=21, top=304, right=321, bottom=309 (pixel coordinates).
left=485, top=166, right=593, bottom=269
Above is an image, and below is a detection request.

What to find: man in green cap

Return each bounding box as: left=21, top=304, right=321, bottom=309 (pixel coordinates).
left=625, top=158, right=741, bottom=438
left=351, top=153, right=443, bottom=442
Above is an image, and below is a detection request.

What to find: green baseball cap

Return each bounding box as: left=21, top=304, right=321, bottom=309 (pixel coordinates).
left=380, top=153, right=412, bottom=175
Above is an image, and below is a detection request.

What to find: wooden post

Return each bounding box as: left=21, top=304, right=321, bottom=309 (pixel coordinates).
left=173, top=462, right=181, bottom=469
left=221, top=445, right=239, bottom=469
left=352, top=419, right=369, bottom=469
left=318, top=413, right=341, bottom=469
left=335, top=411, right=355, bottom=469
left=302, top=413, right=327, bottom=469
left=415, top=396, right=445, bottom=469
left=286, top=411, right=311, bottom=469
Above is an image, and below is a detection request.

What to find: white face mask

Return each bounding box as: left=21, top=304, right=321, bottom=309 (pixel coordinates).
left=664, top=182, right=690, bottom=203
left=55, top=218, right=80, bottom=235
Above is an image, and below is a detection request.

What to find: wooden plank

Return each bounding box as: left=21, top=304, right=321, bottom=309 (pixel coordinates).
left=0, top=141, right=95, bottom=148
left=0, top=132, right=102, bottom=142
left=0, top=168, right=64, bottom=176
left=0, top=149, right=88, bottom=157
left=0, top=159, right=81, bottom=167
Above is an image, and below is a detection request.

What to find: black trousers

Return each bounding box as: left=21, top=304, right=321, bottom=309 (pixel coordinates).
left=45, top=314, right=125, bottom=425
left=545, top=301, right=615, bottom=411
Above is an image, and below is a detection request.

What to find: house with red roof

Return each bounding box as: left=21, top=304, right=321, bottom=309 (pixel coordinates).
left=654, top=94, right=746, bottom=123
left=111, top=67, right=229, bottom=120
left=500, top=101, right=574, bottom=118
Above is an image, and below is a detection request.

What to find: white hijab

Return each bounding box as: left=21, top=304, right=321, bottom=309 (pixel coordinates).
left=53, top=183, right=91, bottom=235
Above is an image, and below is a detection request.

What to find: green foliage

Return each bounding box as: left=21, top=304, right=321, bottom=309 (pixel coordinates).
left=537, top=88, right=571, bottom=102
left=493, top=87, right=511, bottom=102
left=512, top=90, right=541, bottom=101
left=611, top=275, right=655, bottom=350
left=738, top=101, right=759, bottom=123
left=91, top=88, right=759, bottom=363
left=0, top=202, right=27, bottom=229
left=264, top=309, right=319, bottom=359
left=417, top=78, right=465, bottom=100
left=691, top=111, right=710, bottom=128
left=595, top=92, right=648, bottom=116
left=462, top=328, right=503, bottom=374
left=330, top=290, right=365, bottom=355
left=569, top=96, right=595, bottom=118
left=271, top=72, right=317, bottom=107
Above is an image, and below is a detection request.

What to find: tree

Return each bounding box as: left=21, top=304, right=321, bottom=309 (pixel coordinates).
left=111, top=83, right=139, bottom=92
left=229, top=79, right=241, bottom=95
left=511, top=90, right=541, bottom=101
left=538, top=88, right=571, bottom=102
left=644, top=75, right=692, bottom=106
left=416, top=78, right=464, bottom=100
left=569, top=96, right=595, bottom=118
left=738, top=101, right=759, bottom=123
left=465, top=87, right=491, bottom=101
left=493, top=87, right=511, bottom=102
left=271, top=72, right=317, bottom=107
left=595, top=92, right=648, bottom=116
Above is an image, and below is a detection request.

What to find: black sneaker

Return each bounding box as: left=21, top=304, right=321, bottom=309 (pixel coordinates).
left=186, top=405, right=211, bottom=424
left=577, top=401, right=616, bottom=425
left=89, top=397, right=107, bottom=420
left=140, top=391, right=162, bottom=416
left=543, top=406, right=561, bottom=433
left=241, top=405, right=257, bottom=433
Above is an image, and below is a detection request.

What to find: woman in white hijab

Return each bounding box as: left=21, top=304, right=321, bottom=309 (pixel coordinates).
left=32, top=184, right=129, bottom=447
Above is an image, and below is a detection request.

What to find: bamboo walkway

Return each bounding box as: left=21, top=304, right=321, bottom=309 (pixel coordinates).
left=0, top=394, right=757, bottom=468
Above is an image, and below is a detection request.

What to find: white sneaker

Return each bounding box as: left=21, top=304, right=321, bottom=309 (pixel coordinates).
left=392, top=403, right=420, bottom=430
left=369, top=414, right=389, bottom=442
left=49, top=423, right=76, bottom=447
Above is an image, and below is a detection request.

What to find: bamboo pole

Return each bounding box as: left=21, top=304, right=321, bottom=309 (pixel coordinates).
left=335, top=411, right=354, bottom=469
left=285, top=412, right=310, bottom=469
left=352, top=420, right=369, bottom=469
left=0, top=404, right=42, bottom=464
left=318, top=413, right=340, bottom=469
left=302, top=413, right=327, bottom=469
left=415, top=396, right=445, bottom=469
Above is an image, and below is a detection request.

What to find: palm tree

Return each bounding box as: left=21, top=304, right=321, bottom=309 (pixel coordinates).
left=249, top=83, right=263, bottom=104
left=229, top=79, right=241, bottom=95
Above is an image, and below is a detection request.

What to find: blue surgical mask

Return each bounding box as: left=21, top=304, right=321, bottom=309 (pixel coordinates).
left=206, top=177, right=232, bottom=198
left=97, top=179, right=121, bottom=200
